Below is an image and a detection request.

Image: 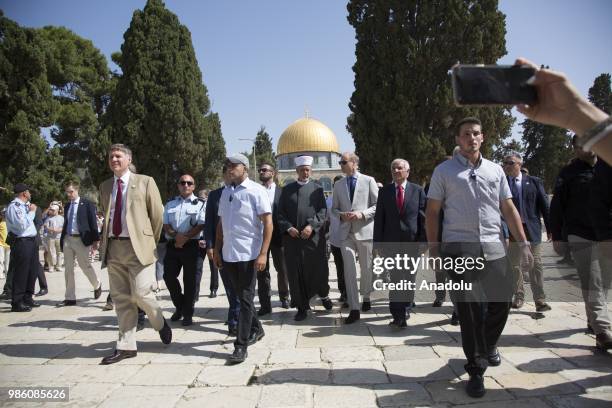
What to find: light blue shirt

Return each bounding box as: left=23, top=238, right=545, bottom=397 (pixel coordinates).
left=427, top=152, right=512, bottom=260
left=6, top=198, right=37, bottom=238
left=218, top=177, right=272, bottom=262
left=510, top=172, right=526, bottom=221
left=67, top=196, right=80, bottom=234
left=163, top=193, right=206, bottom=239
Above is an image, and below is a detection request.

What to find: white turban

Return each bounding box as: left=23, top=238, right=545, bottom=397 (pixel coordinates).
left=295, top=155, right=314, bottom=167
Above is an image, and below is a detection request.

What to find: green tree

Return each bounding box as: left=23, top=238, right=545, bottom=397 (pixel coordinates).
left=347, top=0, right=513, bottom=183
left=0, top=13, right=71, bottom=205
left=195, top=112, right=226, bottom=190
left=103, top=0, right=217, bottom=199
left=521, top=119, right=572, bottom=192
left=254, top=126, right=276, bottom=168
left=491, top=139, right=524, bottom=164
left=588, top=73, right=611, bottom=114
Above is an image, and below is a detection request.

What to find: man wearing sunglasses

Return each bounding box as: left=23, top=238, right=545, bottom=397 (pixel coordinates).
left=162, top=174, right=206, bottom=327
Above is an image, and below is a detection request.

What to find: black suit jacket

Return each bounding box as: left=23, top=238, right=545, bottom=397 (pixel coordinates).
left=204, top=187, right=223, bottom=249
left=373, top=182, right=426, bottom=244
left=509, top=175, right=550, bottom=243
left=270, top=184, right=283, bottom=247
left=60, top=197, right=100, bottom=249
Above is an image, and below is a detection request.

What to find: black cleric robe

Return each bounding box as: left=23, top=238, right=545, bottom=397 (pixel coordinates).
left=277, top=180, right=330, bottom=309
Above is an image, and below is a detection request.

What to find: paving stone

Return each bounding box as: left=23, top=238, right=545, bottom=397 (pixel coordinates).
left=373, top=382, right=434, bottom=407
left=47, top=341, right=116, bottom=365
left=269, top=347, right=320, bottom=364
left=177, top=386, right=261, bottom=408
left=259, top=384, right=313, bottom=407
left=453, top=397, right=552, bottom=408
left=385, top=358, right=456, bottom=383
left=125, top=364, right=202, bottom=386
left=196, top=363, right=256, bottom=386
left=547, top=393, right=612, bottom=408
left=370, top=324, right=454, bottom=346
left=298, top=325, right=374, bottom=348
left=256, top=362, right=331, bottom=385
left=0, top=342, right=71, bottom=364
left=425, top=378, right=514, bottom=404
left=96, top=385, right=186, bottom=408
left=313, top=385, right=377, bottom=408
left=61, top=364, right=142, bottom=383
left=382, top=345, right=438, bottom=361
left=502, top=350, right=576, bottom=373
left=0, top=364, right=72, bottom=385
left=495, top=372, right=583, bottom=397
left=558, top=368, right=612, bottom=394
left=331, top=361, right=389, bottom=384
left=321, top=346, right=384, bottom=362
left=52, top=382, right=121, bottom=407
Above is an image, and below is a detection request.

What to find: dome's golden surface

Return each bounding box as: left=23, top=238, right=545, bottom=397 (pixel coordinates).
left=277, top=117, right=340, bottom=155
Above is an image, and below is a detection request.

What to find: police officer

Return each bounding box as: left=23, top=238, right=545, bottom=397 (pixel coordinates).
left=5, top=183, right=40, bottom=312
left=163, top=174, right=206, bottom=326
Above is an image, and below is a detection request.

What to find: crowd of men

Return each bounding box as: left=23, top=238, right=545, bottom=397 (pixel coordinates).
left=1, top=115, right=610, bottom=398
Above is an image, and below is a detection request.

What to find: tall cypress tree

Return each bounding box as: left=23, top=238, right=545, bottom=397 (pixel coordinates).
left=347, top=0, right=513, bottom=182
left=103, top=0, right=219, bottom=198
left=254, top=126, right=276, bottom=168
left=195, top=112, right=226, bottom=190
left=588, top=73, right=611, bottom=114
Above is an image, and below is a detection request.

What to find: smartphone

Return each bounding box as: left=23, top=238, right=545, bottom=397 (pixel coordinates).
left=452, top=64, right=537, bottom=106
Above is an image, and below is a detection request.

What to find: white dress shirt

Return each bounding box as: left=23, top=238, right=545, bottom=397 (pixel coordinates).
left=67, top=196, right=80, bottom=235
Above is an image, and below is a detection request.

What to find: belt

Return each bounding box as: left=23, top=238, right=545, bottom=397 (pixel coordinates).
left=15, top=236, right=36, bottom=241
left=109, top=236, right=130, bottom=241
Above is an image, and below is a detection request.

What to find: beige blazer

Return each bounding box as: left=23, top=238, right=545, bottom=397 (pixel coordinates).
left=332, top=172, right=378, bottom=241
left=98, top=173, right=164, bottom=268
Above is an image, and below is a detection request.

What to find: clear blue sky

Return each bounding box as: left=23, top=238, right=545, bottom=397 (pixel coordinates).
left=2, top=0, right=611, bottom=156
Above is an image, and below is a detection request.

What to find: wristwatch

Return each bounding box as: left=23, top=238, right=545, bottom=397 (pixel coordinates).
left=518, top=241, right=531, bottom=248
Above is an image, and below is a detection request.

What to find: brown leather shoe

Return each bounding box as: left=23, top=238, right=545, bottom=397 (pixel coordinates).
left=159, top=318, right=172, bottom=344
left=535, top=301, right=551, bottom=312
left=100, top=349, right=137, bottom=365
left=511, top=296, right=524, bottom=309
left=93, top=285, right=102, bottom=300
left=596, top=332, right=612, bottom=351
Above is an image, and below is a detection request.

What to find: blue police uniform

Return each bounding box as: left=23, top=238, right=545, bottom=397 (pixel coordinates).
left=5, top=198, right=39, bottom=311
left=162, top=194, right=206, bottom=325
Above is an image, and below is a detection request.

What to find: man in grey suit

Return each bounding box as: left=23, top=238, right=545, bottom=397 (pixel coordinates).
left=332, top=152, right=378, bottom=324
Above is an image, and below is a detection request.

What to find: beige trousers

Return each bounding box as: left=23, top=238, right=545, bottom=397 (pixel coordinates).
left=107, top=239, right=164, bottom=351
left=340, top=234, right=374, bottom=311
left=63, top=236, right=101, bottom=301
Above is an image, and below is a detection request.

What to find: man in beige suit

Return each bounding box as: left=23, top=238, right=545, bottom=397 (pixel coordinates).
left=332, top=152, right=378, bottom=324
left=98, top=144, right=171, bottom=365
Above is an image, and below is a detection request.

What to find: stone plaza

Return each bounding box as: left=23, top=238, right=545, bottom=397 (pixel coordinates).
left=0, top=246, right=611, bottom=408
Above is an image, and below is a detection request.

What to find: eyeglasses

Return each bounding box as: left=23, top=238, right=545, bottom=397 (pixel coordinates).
left=503, top=161, right=516, bottom=166
left=179, top=181, right=194, bottom=186
left=338, top=160, right=349, bottom=165
left=258, top=168, right=272, bottom=173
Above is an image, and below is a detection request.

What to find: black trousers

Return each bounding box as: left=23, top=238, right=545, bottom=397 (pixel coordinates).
left=37, top=262, right=47, bottom=291
left=225, top=259, right=262, bottom=349
left=194, top=252, right=217, bottom=302
left=447, top=255, right=513, bottom=375
left=330, top=245, right=346, bottom=297
left=257, top=244, right=290, bottom=310
left=10, top=237, right=39, bottom=306
left=163, top=240, right=198, bottom=319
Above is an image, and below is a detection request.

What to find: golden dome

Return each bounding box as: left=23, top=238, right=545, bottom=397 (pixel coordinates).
left=277, top=117, right=340, bottom=156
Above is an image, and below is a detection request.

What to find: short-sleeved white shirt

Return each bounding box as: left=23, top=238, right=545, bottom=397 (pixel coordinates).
left=218, top=177, right=272, bottom=262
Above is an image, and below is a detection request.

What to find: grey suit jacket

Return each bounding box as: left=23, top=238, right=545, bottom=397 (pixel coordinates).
left=332, top=172, right=378, bottom=241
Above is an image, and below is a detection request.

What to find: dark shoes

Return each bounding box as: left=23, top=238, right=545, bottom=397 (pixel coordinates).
left=35, top=289, right=48, bottom=297
left=24, top=299, right=40, bottom=308
left=228, top=347, right=247, bottom=364
left=257, top=308, right=271, bottom=317
left=321, top=297, right=333, bottom=310
left=432, top=299, right=443, bottom=307
left=170, top=310, right=182, bottom=322
left=488, top=347, right=501, bottom=366
left=388, top=319, right=408, bottom=329
left=102, top=301, right=114, bottom=311
left=11, top=302, right=32, bottom=312
left=450, top=311, right=460, bottom=326
left=361, top=300, right=371, bottom=312
left=57, top=300, right=77, bottom=307
left=535, top=301, right=552, bottom=312
left=228, top=326, right=238, bottom=337
left=511, top=296, right=524, bottom=309
left=94, top=284, right=102, bottom=300
left=280, top=299, right=289, bottom=309
left=466, top=374, right=486, bottom=398
left=209, top=290, right=217, bottom=298
left=136, top=319, right=145, bottom=331
left=345, top=310, right=360, bottom=324
left=100, top=349, right=137, bottom=365
left=294, top=309, right=308, bottom=321
left=159, top=319, right=172, bottom=344
left=342, top=302, right=349, bottom=309
left=248, top=329, right=265, bottom=345
left=596, top=332, right=612, bottom=351
left=182, top=317, right=193, bottom=326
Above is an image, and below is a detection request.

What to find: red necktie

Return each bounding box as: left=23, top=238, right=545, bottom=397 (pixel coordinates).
left=112, top=179, right=123, bottom=236
left=396, top=184, right=404, bottom=214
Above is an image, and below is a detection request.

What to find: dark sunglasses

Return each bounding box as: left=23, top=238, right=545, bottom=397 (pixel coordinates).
left=338, top=160, right=349, bottom=165
left=179, top=180, right=194, bottom=186
left=258, top=168, right=272, bottom=173
left=503, top=161, right=516, bottom=166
